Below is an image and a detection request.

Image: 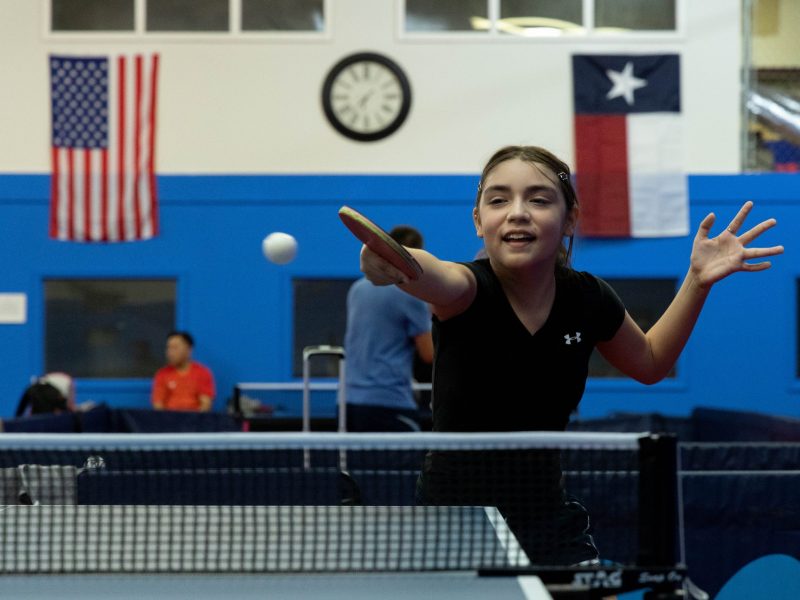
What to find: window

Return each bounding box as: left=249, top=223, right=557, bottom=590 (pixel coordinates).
left=146, top=0, right=229, bottom=32
left=595, top=0, right=675, bottom=31
left=498, top=0, right=582, bottom=34
left=292, top=278, right=356, bottom=377
left=588, top=278, right=677, bottom=378
left=405, top=0, right=487, bottom=32
left=403, top=0, right=678, bottom=36
left=51, top=0, right=134, bottom=31
left=45, top=279, right=176, bottom=378
left=49, top=0, right=326, bottom=34
left=242, top=0, right=325, bottom=31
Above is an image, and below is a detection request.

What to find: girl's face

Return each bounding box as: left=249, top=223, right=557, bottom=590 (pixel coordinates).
left=473, top=158, right=577, bottom=271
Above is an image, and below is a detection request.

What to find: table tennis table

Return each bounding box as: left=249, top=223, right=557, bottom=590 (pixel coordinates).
left=0, top=503, right=555, bottom=598
left=0, top=432, right=687, bottom=599
left=0, top=504, right=528, bottom=572
left=0, top=503, right=686, bottom=599
left=0, top=572, right=553, bottom=599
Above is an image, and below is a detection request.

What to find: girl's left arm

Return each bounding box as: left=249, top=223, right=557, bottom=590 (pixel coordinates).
left=597, top=202, right=784, bottom=385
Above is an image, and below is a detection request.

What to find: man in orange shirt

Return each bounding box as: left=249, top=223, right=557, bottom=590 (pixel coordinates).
left=151, top=331, right=215, bottom=412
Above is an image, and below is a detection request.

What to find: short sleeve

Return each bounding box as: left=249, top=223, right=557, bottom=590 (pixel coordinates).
left=593, top=276, right=626, bottom=342
left=460, top=259, right=497, bottom=311
left=405, top=295, right=432, bottom=338
left=197, top=365, right=216, bottom=397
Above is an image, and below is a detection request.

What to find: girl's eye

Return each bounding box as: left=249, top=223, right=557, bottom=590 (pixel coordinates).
left=488, top=197, right=506, bottom=205
left=529, top=197, right=551, bottom=205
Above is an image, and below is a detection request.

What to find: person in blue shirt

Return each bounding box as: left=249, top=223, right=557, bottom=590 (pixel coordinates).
left=344, top=226, right=433, bottom=432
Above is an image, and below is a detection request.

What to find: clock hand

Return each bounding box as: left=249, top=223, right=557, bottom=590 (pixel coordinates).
left=359, top=91, right=374, bottom=107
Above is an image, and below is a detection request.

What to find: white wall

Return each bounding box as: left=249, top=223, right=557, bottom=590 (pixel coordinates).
left=0, top=0, right=741, bottom=174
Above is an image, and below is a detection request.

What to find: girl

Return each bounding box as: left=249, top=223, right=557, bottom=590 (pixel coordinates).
left=359, top=145, right=784, bottom=564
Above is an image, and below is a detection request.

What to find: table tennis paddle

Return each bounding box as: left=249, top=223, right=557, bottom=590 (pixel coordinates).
left=338, top=206, right=423, bottom=281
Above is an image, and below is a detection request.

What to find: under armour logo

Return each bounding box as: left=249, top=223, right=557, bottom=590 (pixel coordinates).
left=564, top=332, right=582, bottom=345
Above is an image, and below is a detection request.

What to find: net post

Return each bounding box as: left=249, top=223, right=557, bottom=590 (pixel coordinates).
left=231, top=385, right=242, bottom=416
left=637, top=433, right=679, bottom=567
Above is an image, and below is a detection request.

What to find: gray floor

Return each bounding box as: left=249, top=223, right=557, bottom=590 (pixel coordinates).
left=0, top=573, right=551, bottom=599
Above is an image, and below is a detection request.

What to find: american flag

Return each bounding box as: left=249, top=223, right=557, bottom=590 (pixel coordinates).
left=49, top=54, right=160, bottom=242
left=572, top=54, right=688, bottom=238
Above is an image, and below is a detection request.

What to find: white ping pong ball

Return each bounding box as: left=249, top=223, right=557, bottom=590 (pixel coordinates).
left=262, top=232, right=297, bottom=265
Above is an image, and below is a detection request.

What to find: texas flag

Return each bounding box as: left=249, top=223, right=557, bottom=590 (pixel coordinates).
left=572, top=54, right=688, bottom=238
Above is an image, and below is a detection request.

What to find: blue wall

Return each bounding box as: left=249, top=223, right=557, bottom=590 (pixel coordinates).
left=0, top=173, right=797, bottom=419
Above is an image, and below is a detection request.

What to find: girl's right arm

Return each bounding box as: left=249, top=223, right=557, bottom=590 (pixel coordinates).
left=360, top=245, right=477, bottom=319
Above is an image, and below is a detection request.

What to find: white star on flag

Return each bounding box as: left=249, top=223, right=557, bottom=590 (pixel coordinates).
left=605, top=61, right=647, bottom=106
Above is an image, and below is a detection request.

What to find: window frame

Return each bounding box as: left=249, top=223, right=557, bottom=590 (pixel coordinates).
left=397, top=0, right=686, bottom=42
left=45, top=0, right=333, bottom=41
left=38, top=274, right=183, bottom=386
left=291, top=276, right=357, bottom=379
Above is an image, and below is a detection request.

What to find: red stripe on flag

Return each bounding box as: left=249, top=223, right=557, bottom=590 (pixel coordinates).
left=84, top=151, right=92, bottom=241
left=574, top=115, right=630, bottom=237
left=148, top=54, right=160, bottom=236
left=100, top=149, right=109, bottom=241
left=66, top=148, right=75, bottom=241
left=133, top=55, right=143, bottom=240
left=50, top=147, right=60, bottom=238
left=50, top=54, right=159, bottom=242
left=117, top=56, right=127, bottom=241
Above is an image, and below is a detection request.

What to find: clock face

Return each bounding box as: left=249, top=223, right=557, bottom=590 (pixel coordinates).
left=322, top=53, right=412, bottom=142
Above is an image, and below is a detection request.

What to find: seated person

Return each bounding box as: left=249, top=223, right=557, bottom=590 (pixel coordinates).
left=15, top=372, right=75, bottom=417
left=151, top=331, right=215, bottom=412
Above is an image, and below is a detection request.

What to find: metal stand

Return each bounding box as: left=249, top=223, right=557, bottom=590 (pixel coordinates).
left=301, top=345, right=346, bottom=470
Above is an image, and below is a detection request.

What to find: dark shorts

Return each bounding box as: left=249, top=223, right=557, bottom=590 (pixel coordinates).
left=346, top=404, right=421, bottom=432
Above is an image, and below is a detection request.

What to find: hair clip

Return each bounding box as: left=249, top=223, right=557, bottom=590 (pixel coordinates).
left=557, top=172, right=569, bottom=182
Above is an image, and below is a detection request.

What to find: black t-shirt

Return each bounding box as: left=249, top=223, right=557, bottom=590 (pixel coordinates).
left=431, top=259, right=625, bottom=432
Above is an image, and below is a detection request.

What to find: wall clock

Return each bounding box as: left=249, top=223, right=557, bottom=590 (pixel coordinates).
left=322, top=52, right=412, bottom=142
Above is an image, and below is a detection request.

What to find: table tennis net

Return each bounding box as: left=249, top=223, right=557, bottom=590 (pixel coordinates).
left=0, top=432, right=679, bottom=574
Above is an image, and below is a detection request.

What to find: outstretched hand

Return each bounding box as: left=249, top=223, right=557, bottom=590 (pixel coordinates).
left=360, top=245, right=409, bottom=286
left=690, top=201, right=784, bottom=289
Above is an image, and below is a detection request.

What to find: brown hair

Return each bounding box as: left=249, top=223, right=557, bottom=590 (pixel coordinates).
left=475, top=146, right=579, bottom=267
left=167, top=330, right=194, bottom=348
left=389, top=225, right=424, bottom=250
